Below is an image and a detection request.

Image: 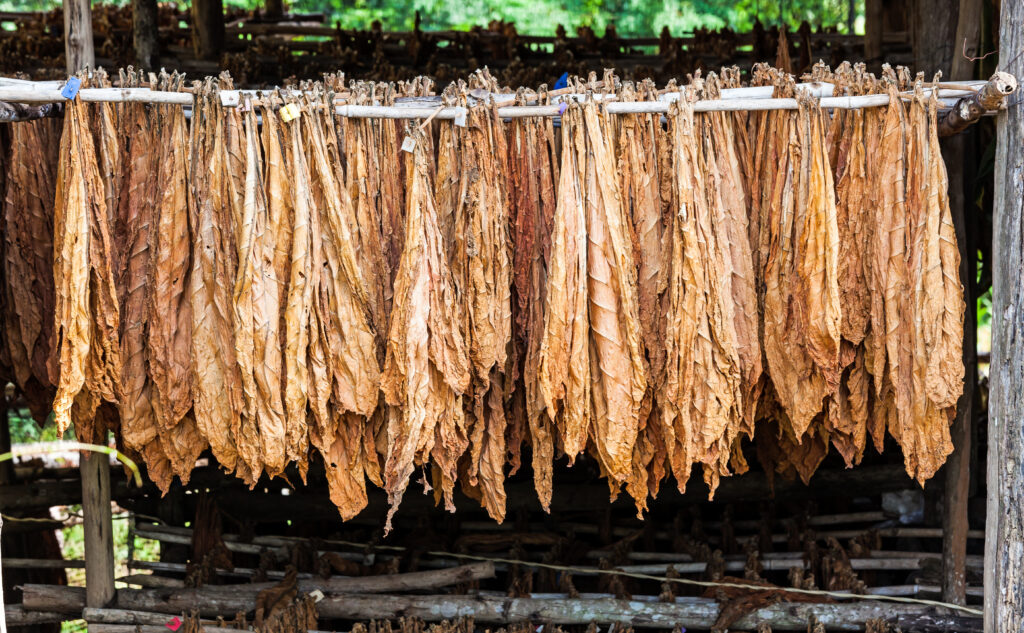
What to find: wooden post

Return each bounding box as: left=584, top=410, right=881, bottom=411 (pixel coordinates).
left=132, top=0, right=159, bottom=68
left=940, top=0, right=982, bottom=607
left=81, top=452, right=115, bottom=608
left=63, top=0, right=94, bottom=73
left=265, top=0, right=284, bottom=20
left=864, top=0, right=883, bottom=68
left=913, top=0, right=959, bottom=76
left=191, top=0, right=225, bottom=61
left=984, top=0, right=1024, bottom=629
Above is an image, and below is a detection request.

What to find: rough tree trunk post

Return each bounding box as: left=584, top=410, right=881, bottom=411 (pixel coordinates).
left=191, top=0, right=225, bottom=61
left=913, top=0, right=958, bottom=75
left=864, top=0, right=883, bottom=69
left=63, top=0, right=94, bottom=72
left=265, top=0, right=284, bottom=20
left=81, top=452, right=115, bottom=608
left=941, top=0, right=982, bottom=607
left=132, top=0, right=159, bottom=68
left=984, top=0, right=1024, bottom=630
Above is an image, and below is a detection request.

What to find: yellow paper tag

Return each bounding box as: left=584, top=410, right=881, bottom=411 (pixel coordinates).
left=279, top=103, right=301, bottom=122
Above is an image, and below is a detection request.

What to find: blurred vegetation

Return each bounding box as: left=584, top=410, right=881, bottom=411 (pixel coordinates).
left=0, top=0, right=864, bottom=36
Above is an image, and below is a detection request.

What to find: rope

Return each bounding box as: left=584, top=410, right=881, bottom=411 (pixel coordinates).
left=314, top=537, right=983, bottom=616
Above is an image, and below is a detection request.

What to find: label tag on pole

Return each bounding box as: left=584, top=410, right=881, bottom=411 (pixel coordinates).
left=60, top=77, right=81, bottom=100
left=279, top=103, right=301, bottom=122
left=401, top=136, right=416, bottom=153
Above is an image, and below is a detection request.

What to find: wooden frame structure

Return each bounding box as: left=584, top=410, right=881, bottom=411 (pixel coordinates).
left=41, top=0, right=1021, bottom=630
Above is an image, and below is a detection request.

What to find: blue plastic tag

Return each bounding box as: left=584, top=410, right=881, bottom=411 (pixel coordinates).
left=558, top=102, right=568, bottom=115
left=60, top=77, right=81, bottom=100
left=553, top=72, right=568, bottom=91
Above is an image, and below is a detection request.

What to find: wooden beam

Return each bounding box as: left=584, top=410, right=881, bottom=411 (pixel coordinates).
left=984, top=0, right=1024, bottom=630
left=24, top=584, right=967, bottom=631
left=62, top=0, right=94, bottom=72
left=132, top=0, right=159, bottom=68
left=191, top=0, right=225, bottom=61
left=81, top=453, right=115, bottom=608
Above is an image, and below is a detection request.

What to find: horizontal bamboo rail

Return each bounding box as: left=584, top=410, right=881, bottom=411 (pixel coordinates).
left=0, top=77, right=1000, bottom=117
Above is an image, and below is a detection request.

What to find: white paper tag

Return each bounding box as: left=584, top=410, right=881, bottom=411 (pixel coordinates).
left=309, top=589, right=325, bottom=603
left=401, top=136, right=416, bottom=153
left=454, top=107, right=467, bottom=127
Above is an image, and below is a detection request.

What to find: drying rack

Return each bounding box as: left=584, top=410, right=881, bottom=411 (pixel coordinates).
left=0, top=71, right=1016, bottom=128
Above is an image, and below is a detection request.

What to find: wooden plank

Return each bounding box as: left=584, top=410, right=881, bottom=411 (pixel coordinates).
left=80, top=453, right=115, bottom=608
left=62, top=0, right=94, bottom=72
left=985, top=1, right=1024, bottom=630
left=4, top=604, right=66, bottom=626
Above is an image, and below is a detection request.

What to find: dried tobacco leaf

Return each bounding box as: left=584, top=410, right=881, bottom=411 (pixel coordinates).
left=189, top=84, right=245, bottom=480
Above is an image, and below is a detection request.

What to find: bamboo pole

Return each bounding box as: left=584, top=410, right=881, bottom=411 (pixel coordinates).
left=0, top=80, right=990, bottom=116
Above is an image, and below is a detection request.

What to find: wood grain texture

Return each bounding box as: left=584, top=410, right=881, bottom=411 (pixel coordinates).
left=985, top=1, right=1024, bottom=630
left=80, top=453, right=115, bottom=608
left=62, top=0, right=94, bottom=72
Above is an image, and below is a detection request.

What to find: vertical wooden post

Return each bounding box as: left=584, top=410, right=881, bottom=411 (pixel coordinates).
left=81, top=452, right=115, bottom=608
left=191, top=0, right=225, bottom=61
left=941, top=0, right=982, bottom=607
left=132, top=0, right=160, bottom=69
left=984, top=1, right=1024, bottom=630
left=265, top=0, right=284, bottom=20
left=913, top=0, right=959, bottom=75
left=63, top=0, right=94, bottom=73
left=864, top=0, right=883, bottom=67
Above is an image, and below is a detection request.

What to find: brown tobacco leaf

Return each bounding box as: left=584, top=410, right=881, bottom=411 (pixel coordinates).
left=831, top=108, right=872, bottom=347
left=442, top=104, right=513, bottom=522
left=757, top=92, right=841, bottom=439
left=615, top=82, right=672, bottom=513
left=382, top=127, right=470, bottom=530
left=343, top=113, right=394, bottom=358
left=114, top=75, right=172, bottom=490
left=825, top=344, right=870, bottom=466
left=303, top=97, right=381, bottom=518
left=583, top=102, right=647, bottom=486
left=235, top=106, right=288, bottom=478
left=508, top=113, right=558, bottom=511
left=921, top=93, right=965, bottom=412
left=3, top=118, right=59, bottom=413
left=149, top=75, right=204, bottom=482
left=260, top=97, right=302, bottom=474
left=52, top=90, right=123, bottom=442
left=538, top=104, right=591, bottom=463
left=662, top=100, right=744, bottom=496
left=889, top=88, right=961, bottom=483
left=701, top=104, right=762, bottom=435
left=149, top=77, right=194, bottom=428
left=189, top=84, right=245, bottom=480
left=304, top=101, right=380, bottom=421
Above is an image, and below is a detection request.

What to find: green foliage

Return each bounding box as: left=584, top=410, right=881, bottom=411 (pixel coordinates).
left=287, top=0, right=861, bottom=36
left=7, top=406, right=64, bottom=444
left=0, top=0, right=862, bottom=36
